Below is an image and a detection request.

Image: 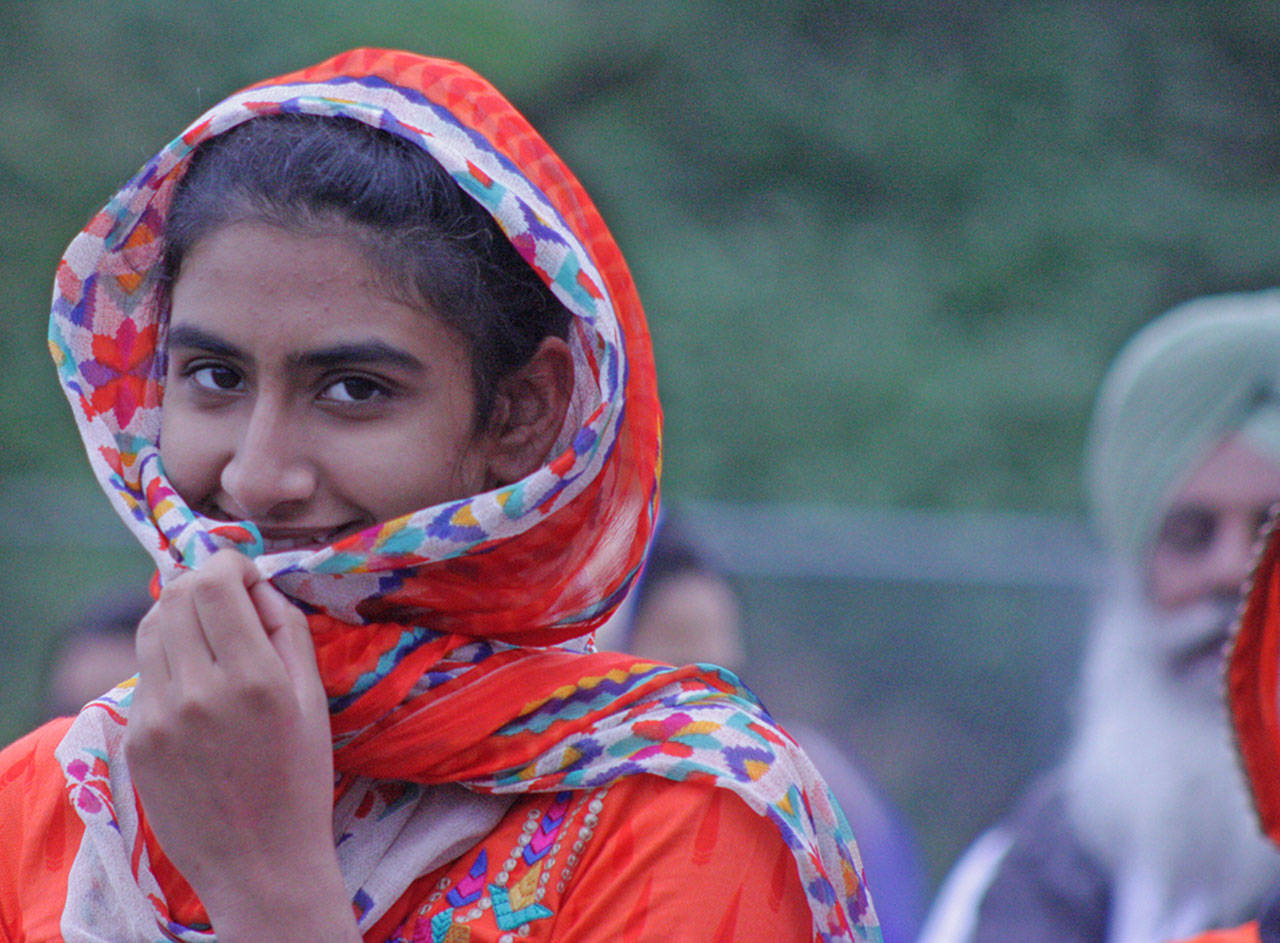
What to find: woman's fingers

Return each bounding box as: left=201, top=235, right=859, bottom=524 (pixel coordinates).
left=247, top=577, right=296, bottom=635
left=131, top=601, right=174, bottom=739
left=143, top=551, right=321, bottom=710
left=133, top=553, right=320, bottom=705
left=186, top=551, right=279, bottom=670
left=134, top=601, right=174, bottom=690
left=150, top=582, right=220, bottom=692
left=250, top=579, right=327, bottom=710
left=123, top=548, right=343, bottom=943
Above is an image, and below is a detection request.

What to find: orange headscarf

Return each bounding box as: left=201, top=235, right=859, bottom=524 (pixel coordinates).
left=50, top=49, right=877, bottom=942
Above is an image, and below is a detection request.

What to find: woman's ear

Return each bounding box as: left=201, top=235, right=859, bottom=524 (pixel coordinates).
left=483, top=336, right=574, bottom=487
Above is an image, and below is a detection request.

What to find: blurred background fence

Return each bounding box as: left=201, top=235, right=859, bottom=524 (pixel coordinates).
left=0, top=479, right=1101, bottom=885
left=682, top=499, right=1100, bottom=882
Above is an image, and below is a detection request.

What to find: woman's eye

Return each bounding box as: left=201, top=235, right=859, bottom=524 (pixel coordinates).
left=323, top=376, right=386, bottom=403
left=190, top=365, right=242, bottom=392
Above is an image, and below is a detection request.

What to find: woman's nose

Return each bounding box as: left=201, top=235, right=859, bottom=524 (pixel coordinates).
left=218, top=402, right=316, bottom=519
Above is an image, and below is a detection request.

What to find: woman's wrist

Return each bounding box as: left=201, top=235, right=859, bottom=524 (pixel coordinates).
left=202, top=856, right=362, bottom=943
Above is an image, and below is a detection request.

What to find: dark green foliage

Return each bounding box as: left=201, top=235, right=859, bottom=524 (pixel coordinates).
left=6, top=0, right=1280, bottom=507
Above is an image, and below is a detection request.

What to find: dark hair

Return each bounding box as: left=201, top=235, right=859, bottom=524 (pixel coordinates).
left=160, top=113, right=573, bottom=427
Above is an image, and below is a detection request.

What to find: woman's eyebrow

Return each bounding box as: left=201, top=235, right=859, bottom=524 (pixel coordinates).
left=166, top=327, right=425, bottom=373
left=290, top=341, right=426, bottom=372
left=166, top=324, right=244, bottom=359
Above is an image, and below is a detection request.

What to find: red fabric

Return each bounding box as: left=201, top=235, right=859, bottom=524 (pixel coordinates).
left=1229, top=520, right=1280, bottom=843
left=330, top=649, right=724, bottom=782
left=365, top=776, right=813, bottom=943
left=0, top=719, right=81, bottom=943
left=1171, top=925, right=1261, bottom=943
left=0, top=725, right=812, bottom=943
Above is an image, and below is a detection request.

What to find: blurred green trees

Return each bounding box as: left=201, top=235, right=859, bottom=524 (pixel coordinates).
left=5, top=0, right=1280, bottom=509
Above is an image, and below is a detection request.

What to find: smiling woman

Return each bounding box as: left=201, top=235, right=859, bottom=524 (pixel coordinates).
left=159, top=221, right=555, bottom=553
left=0, top=48, right=879, bottom=943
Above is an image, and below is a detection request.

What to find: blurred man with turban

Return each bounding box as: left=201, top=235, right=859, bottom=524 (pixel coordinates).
left=919, top=292, right=1280, bottom=943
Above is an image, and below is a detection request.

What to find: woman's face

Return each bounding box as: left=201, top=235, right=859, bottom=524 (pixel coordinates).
left=159, top=220, right=497, bottom=553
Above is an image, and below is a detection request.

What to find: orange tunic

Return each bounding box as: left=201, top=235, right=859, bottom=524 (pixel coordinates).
left=1172, top=926, right=1261, bottom=943
left=0, top=720, right=812, bottom=942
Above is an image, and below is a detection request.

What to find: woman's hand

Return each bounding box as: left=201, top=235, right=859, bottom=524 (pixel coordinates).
left=125, top=549, right=360, bottom=943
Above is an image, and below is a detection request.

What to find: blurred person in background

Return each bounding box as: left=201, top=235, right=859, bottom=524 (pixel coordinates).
left=599, top=506, right=928, bottom=943
left=919, top=292, right=1280, bottom=943
left=38, top=593, right=146, bottom=723
left=1167, top=376, right=1280, bottom=936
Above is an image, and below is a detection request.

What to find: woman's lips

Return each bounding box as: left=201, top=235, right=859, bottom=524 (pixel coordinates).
left=257, top=524, right=362, bottom=553
left=260, top=533, right=329, bottom=553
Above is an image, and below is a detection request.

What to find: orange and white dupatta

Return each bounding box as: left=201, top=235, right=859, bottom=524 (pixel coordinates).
left=48, top=49, right=879, bottom=943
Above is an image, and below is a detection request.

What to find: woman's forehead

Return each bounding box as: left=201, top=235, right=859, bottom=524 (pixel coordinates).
left=166, top=220, right=470, bottom=373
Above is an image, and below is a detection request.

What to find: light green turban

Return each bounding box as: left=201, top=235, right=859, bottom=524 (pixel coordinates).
left=1085, top=290, right=1280, bottom=564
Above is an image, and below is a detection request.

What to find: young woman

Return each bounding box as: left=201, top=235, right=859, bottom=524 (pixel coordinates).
left=1, top=49, right=879, bottom=942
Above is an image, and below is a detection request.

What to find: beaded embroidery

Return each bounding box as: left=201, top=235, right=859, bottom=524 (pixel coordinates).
left=396, top=789, right=606, bottom=942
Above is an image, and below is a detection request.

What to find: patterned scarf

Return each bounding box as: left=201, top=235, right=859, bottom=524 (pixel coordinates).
left=47, top=48, right=879, bottom=942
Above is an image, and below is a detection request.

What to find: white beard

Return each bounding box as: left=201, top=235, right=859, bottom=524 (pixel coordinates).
left=1062, top=573, right=1280, bottom=943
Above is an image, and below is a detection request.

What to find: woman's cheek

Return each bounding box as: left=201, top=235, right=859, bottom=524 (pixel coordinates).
left=159, top=407, right=218, bottom=506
